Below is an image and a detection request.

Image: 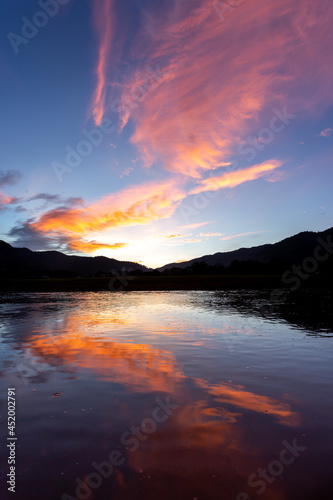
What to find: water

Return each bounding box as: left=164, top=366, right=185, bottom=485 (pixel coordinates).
left=0, top=291, right=332, bottom=500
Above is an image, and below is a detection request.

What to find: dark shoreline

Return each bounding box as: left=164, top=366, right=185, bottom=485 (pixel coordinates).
left=0, top=273, right=331, bottom=292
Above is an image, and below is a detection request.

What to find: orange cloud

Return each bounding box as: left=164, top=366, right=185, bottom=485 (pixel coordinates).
left=25, top=311, right=298, bottom=426
left=21, top=1, right=333, bottom=254
left=30, top=179, right=187, bottom=252
left=68, top=240, right=128, bottom=253
left=198, top=380, right=299, bottom=427
left=190, top=160, right=283, bottom=194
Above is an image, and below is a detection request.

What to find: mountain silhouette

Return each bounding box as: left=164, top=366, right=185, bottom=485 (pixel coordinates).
left=0, top=240, right=147, bottom=278
left=1, top=227, right=332, bottom=279
left=158, top=227, right=333, bottom=271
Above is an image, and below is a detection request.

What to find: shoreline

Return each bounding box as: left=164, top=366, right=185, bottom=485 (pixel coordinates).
left=0, top=274, right=331, bottom=292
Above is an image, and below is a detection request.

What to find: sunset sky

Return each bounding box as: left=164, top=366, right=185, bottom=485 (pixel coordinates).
left=1, top=0, right=332, bottom=268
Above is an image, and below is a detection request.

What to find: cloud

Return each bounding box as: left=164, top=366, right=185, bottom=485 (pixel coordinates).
left=91, top=0, right=333, bottom=180
left=0, top=170, right=22, bottom=209
left=165, top=234, right=184, bottom=239
left=120, top=167, right=134, bottom=178
left=0, top=170, right=22, bottom=187
left=0, top=193, right=16, bottom=206
left=182, top=238, right=202, bottom=244
left=27, top=194, right=84, bottom=207
left=9, top=1, right=333, bottom=255
left=8, top=221, right=128, bottom=254
left=14, top=206, right=28, bottom=213
left=190, top=160, right=283, bottom=194
left=8, top=222, right=67, bottom=250
left=198, top=232, right=223, bottom=238
left=67, top=240, right=128, bottom=253
left=265, top=170, right=288, bottom=183
left=179, top=222, right=213, bottom=230
left=10, top=179, right=187, bottom=253
left=89, top=0, right=114, bottom=126
left=320, top=128, right=333, bottom=137
left=220, top=231, right=266, bottom=241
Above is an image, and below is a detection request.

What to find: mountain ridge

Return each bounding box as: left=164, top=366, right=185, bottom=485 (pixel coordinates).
left=0, top=227, right=332, bottom=277
left=0, top=240, right=147, bottom=277
left=157, top=228, right=333, bottom=270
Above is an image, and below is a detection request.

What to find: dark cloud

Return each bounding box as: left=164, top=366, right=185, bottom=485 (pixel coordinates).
left=8, top=222, right=70, bottom=251
left=27, top=193, right=84, bottom=207
left=28, top=193, right=62, bottom=203
left=0, top=170, right=22, bottom=187
left=7, top=196, right=85, bottom=251
left=14, top=206, right=28, bottom=213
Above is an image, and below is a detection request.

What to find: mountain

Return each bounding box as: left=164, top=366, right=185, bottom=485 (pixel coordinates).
left=0, top=241, right=147, bottom=278
left=1, top=227, right=332, bottom=279
left=158, top=227, right=333, bottom=271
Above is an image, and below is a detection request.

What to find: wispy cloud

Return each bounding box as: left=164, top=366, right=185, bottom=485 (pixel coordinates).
left=90, top=0, right=114, bottom=126
left=220, top=231, right=266, bottom=241
left=27, top=194, right=84, bottom=207
left=9, top=1, right=333, bottom=257
left=164, top=234, right=184, bottom=239
left=320, top=128, right=333, bottom=137
left=190, top=160, right=283, bottom=195
left=179, top=222, right=213, bottom=230
left=92, top=0, right=333, bottom=181
left=0, top=170, right=22, bottom=187
left=182, top=238, right=202, bottom=244
left=198, top=232, right=223, bottom=238
left=0, top=193, right=16, bottom=208
left=120, top=167, right=134, bottom=178
left=0, top=170, right=22, bottom=209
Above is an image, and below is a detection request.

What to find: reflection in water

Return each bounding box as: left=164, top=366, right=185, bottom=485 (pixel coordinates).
left=0, top=291, right=332, bottom=500
left=199, top=289, right=333, bottom=335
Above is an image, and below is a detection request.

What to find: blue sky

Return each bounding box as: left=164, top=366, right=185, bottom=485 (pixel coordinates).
left=0, top=0, right=332, bottom=267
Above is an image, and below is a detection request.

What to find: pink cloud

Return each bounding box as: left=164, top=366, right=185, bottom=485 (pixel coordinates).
left=221, top=231, right=266, bottom=241
left=320, top=128, right=333, bottom=137
left=89, top=0, right=114, bottom=126
left=91, top=0, right=333, bottom=179
left=179, top=222, right=213, bottom=230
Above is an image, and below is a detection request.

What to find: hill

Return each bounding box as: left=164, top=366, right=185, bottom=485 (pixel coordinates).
left=158, top=227, right=333, bottom=271
left=0, top=240, right=147, bottom=278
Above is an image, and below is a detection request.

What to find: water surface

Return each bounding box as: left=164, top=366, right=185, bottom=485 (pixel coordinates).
left=0, top=291, right=332, bottom=500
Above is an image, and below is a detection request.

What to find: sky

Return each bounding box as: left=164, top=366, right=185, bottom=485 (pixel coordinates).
left=0, top=0, right=332, bottom=268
